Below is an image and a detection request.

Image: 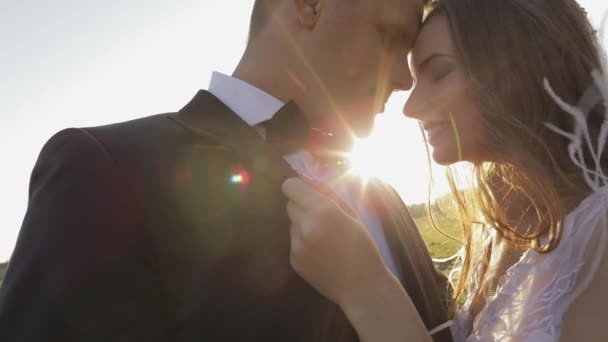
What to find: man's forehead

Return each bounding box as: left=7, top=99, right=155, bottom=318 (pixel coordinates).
left=374, top=0, right=424, bottom=27
left=375, top=0, right=424, bottom=15
left=373, top=0, right=424, bottom=40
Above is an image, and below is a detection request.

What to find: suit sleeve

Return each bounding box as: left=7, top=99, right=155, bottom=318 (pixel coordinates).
left=0, top=128, right=166, bottom=341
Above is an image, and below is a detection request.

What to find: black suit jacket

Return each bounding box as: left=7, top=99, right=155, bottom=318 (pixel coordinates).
left=0, top=91, right=452, bottom=341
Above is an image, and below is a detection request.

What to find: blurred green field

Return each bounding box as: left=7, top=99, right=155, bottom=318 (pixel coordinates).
left=0, top=262, right=6, bottom=288
left=411, top=212, right=462, bottom=281
left=412, top=208, right=463, bottom=260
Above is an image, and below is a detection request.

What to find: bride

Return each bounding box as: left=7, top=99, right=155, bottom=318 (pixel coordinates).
left=282, top=0, right=608, bottom=340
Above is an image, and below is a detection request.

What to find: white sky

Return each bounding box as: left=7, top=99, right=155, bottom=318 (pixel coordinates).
left=1, top=0, right=606, bottom=262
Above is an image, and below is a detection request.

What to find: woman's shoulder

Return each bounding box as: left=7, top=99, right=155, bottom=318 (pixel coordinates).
left=562, top=186, right=608, bottom=239
left=560, top=187, right=608, bottom=341
left=454, top=188, right=608, bottom=341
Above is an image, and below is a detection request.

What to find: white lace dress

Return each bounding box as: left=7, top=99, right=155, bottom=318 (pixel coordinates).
left=450, top=186, right=608, bottom=341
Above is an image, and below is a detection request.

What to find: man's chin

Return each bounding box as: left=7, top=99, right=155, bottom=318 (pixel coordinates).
left=352, top=109, right=380, bottom=137
left=318, top=102, right=379, bottom=144
left=317, top=122, right=364, bottom=152
left=350, top=121, right=375, bottom=139
left=353, top=104, right=383, bottom=137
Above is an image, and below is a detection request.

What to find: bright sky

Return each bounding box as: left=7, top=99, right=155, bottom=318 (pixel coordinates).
left=1, top=1, right=606, bottom=262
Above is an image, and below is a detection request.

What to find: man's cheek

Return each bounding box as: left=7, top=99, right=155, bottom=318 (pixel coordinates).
left=341, top=38, right=377, bottom=78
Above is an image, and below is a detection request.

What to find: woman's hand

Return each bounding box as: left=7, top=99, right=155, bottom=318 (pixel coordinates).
left=282, top=177, right=433, bottom=342
left=281, top=177, right=392, bottom=308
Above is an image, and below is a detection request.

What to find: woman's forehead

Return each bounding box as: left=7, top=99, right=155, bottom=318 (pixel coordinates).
left=411, top=15, right=453, bottom=67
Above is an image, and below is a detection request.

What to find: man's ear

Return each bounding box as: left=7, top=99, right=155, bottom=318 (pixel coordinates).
left=295, top=0, right=322, bottom=29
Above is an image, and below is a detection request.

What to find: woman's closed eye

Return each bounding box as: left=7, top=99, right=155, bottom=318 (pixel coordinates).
left=429, top=63, right=455, bottom=83
left=414, top=54, right=458, bottom=84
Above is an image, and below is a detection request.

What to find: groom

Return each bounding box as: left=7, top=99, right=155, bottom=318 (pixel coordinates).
left=0, top=0, right=451, bottom=341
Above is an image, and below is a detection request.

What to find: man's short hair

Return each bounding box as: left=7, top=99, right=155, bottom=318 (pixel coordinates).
left=249, top=0, right=431, bottom=41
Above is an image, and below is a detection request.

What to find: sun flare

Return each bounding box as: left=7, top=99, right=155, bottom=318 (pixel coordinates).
left=347, top=95, right=451, bottom=204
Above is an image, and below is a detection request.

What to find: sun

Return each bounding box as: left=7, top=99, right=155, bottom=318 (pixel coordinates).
left=349, top=138, right=384, bottom=179
left=347, top=95, right=450, bottom=204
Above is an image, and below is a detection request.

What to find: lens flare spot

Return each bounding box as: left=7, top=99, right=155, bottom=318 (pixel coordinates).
left=230, top=165, right=251, bottom=190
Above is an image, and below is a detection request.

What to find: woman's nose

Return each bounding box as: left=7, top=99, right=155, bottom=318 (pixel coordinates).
left=403, top=92, right=428, bottom=120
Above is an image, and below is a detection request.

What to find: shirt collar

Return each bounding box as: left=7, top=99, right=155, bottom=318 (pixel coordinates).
left=208, top=71, right=285, bottom=126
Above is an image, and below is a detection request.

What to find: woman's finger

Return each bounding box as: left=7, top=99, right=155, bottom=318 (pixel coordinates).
left=283, top=177, right=357, bottom=219
left=282, top=177, right=324, bottom=209
left=289, top=221, right=317, bottom=270
left=289, top=234, right=305, bottom=272
left=286, top=201, right=305, bottom=223
left=281, top=177, right=308, bottom=199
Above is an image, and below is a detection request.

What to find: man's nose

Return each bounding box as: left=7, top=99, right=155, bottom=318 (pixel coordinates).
left=390, top=60, right=414, bottom=91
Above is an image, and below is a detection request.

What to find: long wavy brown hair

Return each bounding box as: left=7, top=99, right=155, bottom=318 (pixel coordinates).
left=422, top=0, right=607, bottom=303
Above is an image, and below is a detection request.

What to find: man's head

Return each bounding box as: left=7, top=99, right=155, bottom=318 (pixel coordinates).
left=241, top=0, right=424, bottom=139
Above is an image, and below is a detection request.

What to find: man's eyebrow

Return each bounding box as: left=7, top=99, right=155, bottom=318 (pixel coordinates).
left=403, top=26, right=415, bottom=45
left=383, top=20, right=415, bottom=45
left=416, top=53, right=453, bottom=72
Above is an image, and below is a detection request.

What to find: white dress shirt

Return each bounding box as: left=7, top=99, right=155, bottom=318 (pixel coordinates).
left=208, top=72, right=403, bottom=280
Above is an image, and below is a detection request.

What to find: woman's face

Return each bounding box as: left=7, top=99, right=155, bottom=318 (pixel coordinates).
left=404, top=14, right=488, bottom=165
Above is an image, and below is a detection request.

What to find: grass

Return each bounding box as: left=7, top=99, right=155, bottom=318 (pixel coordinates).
left=415, top=213, right=463, bottom=260
left=0, top=262, right=7, bottom=288
left=411, top=210, right=464, bottom=283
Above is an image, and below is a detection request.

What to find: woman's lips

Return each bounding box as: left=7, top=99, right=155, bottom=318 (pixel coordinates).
left=425, top=122, right=451, bottom=145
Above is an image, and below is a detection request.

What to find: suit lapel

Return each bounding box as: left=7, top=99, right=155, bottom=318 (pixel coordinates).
left=168, top=90, right=358, bottom=342
left=367, top=179, right=426, bottom=287
left=168, top=90, right=297, bottom=183
left=367, top=179, right=451, bottom=332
